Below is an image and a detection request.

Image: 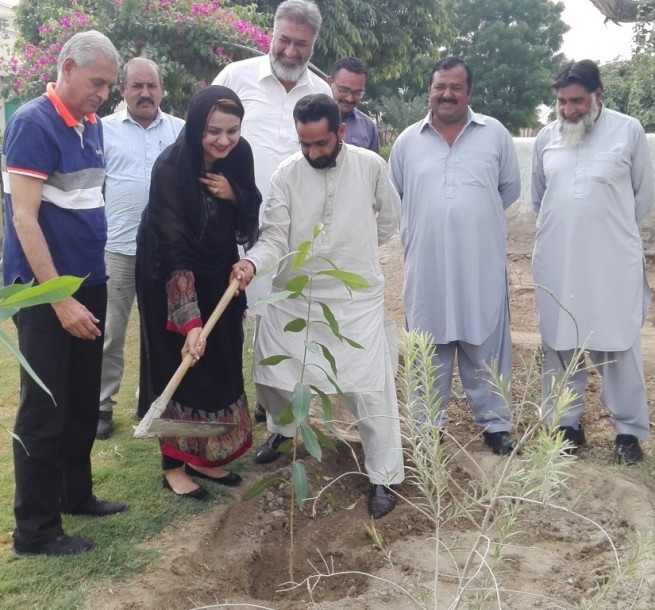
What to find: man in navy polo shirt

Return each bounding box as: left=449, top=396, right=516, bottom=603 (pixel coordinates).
left=3, top=30, right=128, bottom=557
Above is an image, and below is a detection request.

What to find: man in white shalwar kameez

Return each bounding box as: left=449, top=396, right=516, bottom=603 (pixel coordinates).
left=231, top=94, right=403, bottom=519
left=389, top=57, right=521, bottom=455
left=532, top=60, right=653, bottom=465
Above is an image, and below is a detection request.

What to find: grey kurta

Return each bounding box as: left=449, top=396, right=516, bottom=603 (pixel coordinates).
left=246, top=144, right=400, bottom=393
left=531, top=108, right=654, bottom=351
left=389, top=109, right=521, bottom=345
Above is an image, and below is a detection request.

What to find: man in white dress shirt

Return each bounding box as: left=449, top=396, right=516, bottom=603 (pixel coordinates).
left=231, top=94, right=403, bottom=519
left=531, top=59, right=654, bottom=464
left=97, top=58, right=184, bottom=438
left=213, top=0, right=331, bottom=423
left=389, top=57, right=521, bottom=455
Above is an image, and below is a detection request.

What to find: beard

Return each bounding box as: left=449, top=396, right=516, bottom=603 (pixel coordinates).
left=304, top=142, right=342, bottom=169
left=270, top=53, right=308, bottom=83
left=558, top=95, right=599, bottom=147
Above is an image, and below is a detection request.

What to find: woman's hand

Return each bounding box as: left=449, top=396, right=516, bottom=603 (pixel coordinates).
left=200, top=172, right=235, bottom=202
left=230, top=260, right=256, bottom=295
left=182, top=326, right=206, bottom=366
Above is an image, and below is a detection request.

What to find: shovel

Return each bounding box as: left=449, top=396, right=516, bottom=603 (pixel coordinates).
left=133, top=278, right=240, bottom=439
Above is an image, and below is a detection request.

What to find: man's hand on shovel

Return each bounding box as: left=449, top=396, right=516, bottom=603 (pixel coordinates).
left=182, top=327, right=206, bottom=366
left=230, top=259, right=256, bottom=295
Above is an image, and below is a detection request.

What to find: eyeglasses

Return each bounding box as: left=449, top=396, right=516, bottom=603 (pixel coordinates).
left=334, top=82, right=365, bottom=99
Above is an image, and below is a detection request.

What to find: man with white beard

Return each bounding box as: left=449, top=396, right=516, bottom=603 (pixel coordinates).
left=531, top=60, right=654, bottom=464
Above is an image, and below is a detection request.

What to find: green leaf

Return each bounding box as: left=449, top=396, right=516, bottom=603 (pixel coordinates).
left=311, top=424, right=337, bottom=453
left=284, top=318, right=308, bottom=333
left=241, top=476, right=283, bottom=501
left=284, top=275, right=309, bottom=293
left=292, top=382, right=311, bottom=423
left=257, top=290, right=293, bottom=305
left=309, top=385, right=344, bottom=440
left=0, top=330, right=55, bottom=403
left=315, top=270, right=370, bottom=290
left=279, top=402, right=294, bottom=426
left=0, top=275, right=84, bottom=308
left=317, top=301, right=340, bottom=336
left=290, top=240, right=311, bottom=272
left=291, top=461, right=308, bottom=508
left=258, top=355, right=292, bottom=366
left=313, top=222, right=324, bottom=239
left=316, top=342, right=337, bottom=377
left=299, top=422, right=322, bottom=461
left=341, top=335, right=365, bottom=350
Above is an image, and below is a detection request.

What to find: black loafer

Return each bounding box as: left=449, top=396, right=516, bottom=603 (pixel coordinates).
left=253, top=403, right=267, bottom=423
left=558, top=425, right=586, bottom=454
left=482, top=430, right=516, bottom=456
left=64, top=496, right=128, bottom=517
left=95, top=411, right=113, bottom=440
left=253, top=433, right=291, bottom=464
left=162, top=477, right=210, bottom=500
left=615, top=434, right=643, bottom=465
left=184, top=463, right=242, bottom=486
left=368, top=484, right=396, bottom=519
left=14, top=534, right=94, bottom=557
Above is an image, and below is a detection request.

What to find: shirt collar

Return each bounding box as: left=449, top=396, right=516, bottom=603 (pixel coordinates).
left=121, top=107, right=164, bottom=128
left=46, top=82, right=97, bottom=127
left=420, top=106, right=486, bottom=134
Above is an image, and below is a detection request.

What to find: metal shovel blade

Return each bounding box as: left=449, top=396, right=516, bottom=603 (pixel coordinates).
left=133, top=418, right=237, bottom=439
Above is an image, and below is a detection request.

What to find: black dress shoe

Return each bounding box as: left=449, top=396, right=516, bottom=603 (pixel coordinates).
left=14, top=534, right=94, bottom=557
left=482, top=430, right=516, bottom=456
left=64, top=496, right=128, bottom=517
left=368, top=484, right=396, bottom=519
left=95, top=411, right=113, bottom=440
left=253, top=403, right=267, bottom=423
left=615, top=434, right=643, bottom=465
left=254, top=433, right=291, bottom=464
left=184, top=463, right=242, bottom=486
left=162, top=477, right=210, bottom=500
left=558, top=425, right=586, bottom=454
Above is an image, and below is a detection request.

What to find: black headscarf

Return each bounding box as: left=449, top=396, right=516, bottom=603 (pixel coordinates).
left=137, top=86, right=261, bottom=280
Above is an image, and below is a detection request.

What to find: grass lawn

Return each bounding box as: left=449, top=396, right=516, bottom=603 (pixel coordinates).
left=0, top=308, right=259, bottom=610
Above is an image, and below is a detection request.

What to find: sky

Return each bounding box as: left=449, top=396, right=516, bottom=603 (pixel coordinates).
left=560, top=0, right=634, bottom=63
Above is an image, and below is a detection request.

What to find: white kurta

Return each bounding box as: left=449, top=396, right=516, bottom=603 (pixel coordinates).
left=531, top=108, right=654, bottom=351
left=245, top=144, right=400, bottom=393
left=389, top=109, right=521, bottom=345
left=213, top=56, right=332, bottom=310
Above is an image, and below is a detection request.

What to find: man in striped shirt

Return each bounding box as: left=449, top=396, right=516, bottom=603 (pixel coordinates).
left=3, top=31, right=128, bottom=558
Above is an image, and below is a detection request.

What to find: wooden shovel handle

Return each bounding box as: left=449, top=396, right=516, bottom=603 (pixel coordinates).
left=157, top=277, right=240, bottom=407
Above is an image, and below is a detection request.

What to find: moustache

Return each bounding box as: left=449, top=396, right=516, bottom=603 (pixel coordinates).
left=137, top=97, right=155, bottom=106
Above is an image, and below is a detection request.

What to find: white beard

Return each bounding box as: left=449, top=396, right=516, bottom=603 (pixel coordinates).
left=270, top=53, right=307, bottom=83
left=558, top=95, right=599, bottom=147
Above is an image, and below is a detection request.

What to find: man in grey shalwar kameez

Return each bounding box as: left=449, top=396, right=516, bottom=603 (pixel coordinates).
left=389, top=57, right=521, bottom=455
left=531, top=60, right=653, bottom=464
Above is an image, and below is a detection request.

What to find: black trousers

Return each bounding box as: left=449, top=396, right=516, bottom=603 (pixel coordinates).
left=12, top=284, right=107, bottom=548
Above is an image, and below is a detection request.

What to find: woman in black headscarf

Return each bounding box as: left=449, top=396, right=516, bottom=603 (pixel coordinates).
left=135, top=86, right=261, bottom=499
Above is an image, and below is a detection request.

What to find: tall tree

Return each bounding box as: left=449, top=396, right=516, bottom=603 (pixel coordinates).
left=445, top=0, right=568, bottom=133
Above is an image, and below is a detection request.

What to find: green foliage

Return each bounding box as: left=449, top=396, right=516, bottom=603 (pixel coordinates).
left=378, top=93, right=428, bottom=137
left=445, top=0, right=568, bottom=132
left=596, top=55, right=655, bottom=131
left=248, top=223, right=369, bottom=509
left=7, top=0, right=270, bottom=115
left=0, top=276, right=83, bottom=408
